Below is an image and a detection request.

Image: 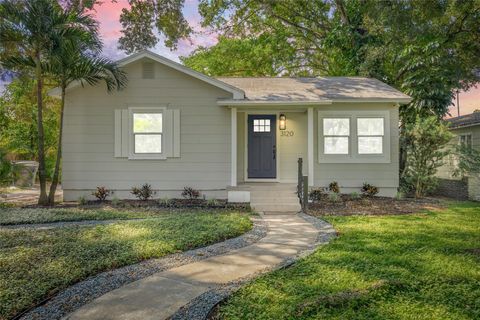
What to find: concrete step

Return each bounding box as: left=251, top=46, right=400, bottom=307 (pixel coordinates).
left=251, top=199, right=300, bottom=206
left=252, top=203, right=301, bottom=213
left=250, top=191, right=298, bottom=198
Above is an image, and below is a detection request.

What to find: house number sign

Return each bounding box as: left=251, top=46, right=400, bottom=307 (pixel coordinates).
left=281, top=130, right=294, bottom=137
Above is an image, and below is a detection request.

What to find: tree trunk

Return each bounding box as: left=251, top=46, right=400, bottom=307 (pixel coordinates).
left=35, top=53, right=48, bottom=206
left=48, top=83, right=66, bottom=205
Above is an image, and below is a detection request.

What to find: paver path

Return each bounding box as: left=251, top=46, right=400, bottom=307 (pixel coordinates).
left=66, top=214, right=321, bottom=320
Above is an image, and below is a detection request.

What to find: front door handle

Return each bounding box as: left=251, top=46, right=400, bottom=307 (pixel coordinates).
left=273, top=145, right=276, bottom=160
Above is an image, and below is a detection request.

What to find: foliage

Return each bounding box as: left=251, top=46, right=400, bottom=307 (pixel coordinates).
left=309, top=188, right=325, bottom=202
left=328, top=181, right=340, bottom=194
left=131, top=183, right=155, bottom=201
left=181, top=186, right=201, bottom=199
left=453, top=144, right=480, bottom=178
left=402, top=116, right=453, bottom=198
left=361, top=183, right=379, bottom=197
left=0, top=148, right=12, bottom=186
left=111, top=196, right=121, bottom=207
left=327, top=193, right=340, bottom=203
left=0, top=211, right=252, bottom=319
left=0, top=78, right=60, bottom=179
left=349, top=192, right=361, bottom=200
left=92, top=186, right=112, bottom=201
left=218, top=202, right=480, bottom=320
left=77, top=195, right=87, bottom=205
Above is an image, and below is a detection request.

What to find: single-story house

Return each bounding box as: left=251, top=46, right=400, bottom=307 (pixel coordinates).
left=55, top=50, right=412, bottom=209
left=436, top=111, right=480, bottom=201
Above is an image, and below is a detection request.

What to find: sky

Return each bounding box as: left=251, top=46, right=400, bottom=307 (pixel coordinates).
left=1, top=0, right=478, bottom=116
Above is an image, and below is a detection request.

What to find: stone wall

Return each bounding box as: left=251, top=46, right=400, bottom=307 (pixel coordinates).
left=435, top=178, right=469, bottom=200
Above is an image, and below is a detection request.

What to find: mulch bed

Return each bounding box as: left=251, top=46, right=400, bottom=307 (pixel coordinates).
left=308, top=195, right=444, bottom=216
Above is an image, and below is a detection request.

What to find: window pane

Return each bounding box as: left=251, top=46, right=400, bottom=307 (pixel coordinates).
left=134, top=113, right=162, bottom=133
left=358, top=137, right=383, bottom=154
left=324, top=137, right=348, bottom=154
left=135, top=134, right=162, bottom=153
left=265, top=125, right=270, bottom=132
left=254, top=119, right=259, bottom=125
left=265, top=119, right=270, bottom=125
left=323, top=118, right=349, bottom=136
left=357, top=118, right=384, bottom=136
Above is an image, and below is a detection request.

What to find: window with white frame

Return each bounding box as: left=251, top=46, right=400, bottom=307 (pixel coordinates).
left=323, top=118, right=350, bottom=154
left=133, top=112, right=163, bottom=154
left=357, top=118, right=384, bottom=154
left=253, top=119, right=271, bottom=132
left=459, top=134, right=472, bottom=148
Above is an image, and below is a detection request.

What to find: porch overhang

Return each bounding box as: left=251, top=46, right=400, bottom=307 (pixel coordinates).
left=218, top=99, right=333, bottom=107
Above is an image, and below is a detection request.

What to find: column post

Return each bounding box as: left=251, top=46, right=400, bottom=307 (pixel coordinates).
left=231, top=107, right=237, bottom=187
left=307, top=107, right=314, bottom=187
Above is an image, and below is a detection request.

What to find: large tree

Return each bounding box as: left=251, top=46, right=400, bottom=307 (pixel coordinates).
left=0, top=0, right=107, bottom=205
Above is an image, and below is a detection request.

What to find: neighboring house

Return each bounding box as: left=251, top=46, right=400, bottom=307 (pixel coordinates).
left=54, top=50, right=411, bottom=204
left=437, top=111, right=480, bottom=201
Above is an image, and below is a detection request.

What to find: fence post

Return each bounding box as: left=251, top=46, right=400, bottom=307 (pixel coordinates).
left=297, top=158, right=303, bottom=200
left=302, top=175, right=308, bottom=212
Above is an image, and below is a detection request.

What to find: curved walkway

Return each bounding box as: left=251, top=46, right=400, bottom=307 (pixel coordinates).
left=65, top=214, right=335, bottom=320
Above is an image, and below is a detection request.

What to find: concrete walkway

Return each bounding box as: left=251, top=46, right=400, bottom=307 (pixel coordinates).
left=66, top=214, right=321, bottom=320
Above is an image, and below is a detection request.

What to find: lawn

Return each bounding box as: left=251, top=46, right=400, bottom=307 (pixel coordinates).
left=0, top=207, right=189, bottom=225
left=0, top=211, right=252, bottom=320
left=217, top=201, right=480, bottom=320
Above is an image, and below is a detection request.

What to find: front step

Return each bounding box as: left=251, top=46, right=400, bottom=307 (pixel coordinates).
left=248, top=183, right=301, bottom=213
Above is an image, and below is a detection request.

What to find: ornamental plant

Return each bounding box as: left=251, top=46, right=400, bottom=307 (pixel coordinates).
left=131, top=183, right=155, bottom=201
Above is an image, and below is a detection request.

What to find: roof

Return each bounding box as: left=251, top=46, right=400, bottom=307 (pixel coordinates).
left=50, top=50, right=245, bottom=99
left=446, top=112, right=480, bottom=129
left=216, top=77, right=412, bottom=105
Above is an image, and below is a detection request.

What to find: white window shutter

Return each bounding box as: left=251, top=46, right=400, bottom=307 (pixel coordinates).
left=114, top=110, right=122, bottom=157
left=164, top=110, right=174, bottom=157
left=173, top=109, right=181, bottom=157
left=114, top=109, right=129, bottom=158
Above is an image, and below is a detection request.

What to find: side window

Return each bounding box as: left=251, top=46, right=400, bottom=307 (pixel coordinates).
left=459, top=134, right=472, bottom=148
left=133, top=113, right=163, bottom=154
left=357, top=118, right=384, bottom=154
left=253, top=119, right=271, bottom=132
left=323, top=118, right=349, bottom=154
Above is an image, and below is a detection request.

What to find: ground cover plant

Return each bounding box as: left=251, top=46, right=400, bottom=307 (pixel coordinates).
left=215, top=201, right=480, bottom=320
left=0, top=211, right=252, bottom=319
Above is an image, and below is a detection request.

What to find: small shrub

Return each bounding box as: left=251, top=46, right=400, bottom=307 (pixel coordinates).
left=361, top=183, right=379, bottom=197
left=78, top=195, right=87, bottom=205
left=350, top=192, right=361, bottom=200
left=207, top=198, right=219, bottom=206
left=111, top=196, right=121, bottom=206
left=131, top=183, right=155, bottom=201
left=328, top=181, right=340, bottom=194
left=309, top=188, right=325, bottom=202
left=395, top=191, right=405, bottom=200
left=0, top=202, right=14, bottom=208
left=158, top=197, right=171, bottom=207
left=92, top=186, right=112, bottom=201
left=182, top=186, right=200, bottom=199
left=328, top=193, right=340, bottom=202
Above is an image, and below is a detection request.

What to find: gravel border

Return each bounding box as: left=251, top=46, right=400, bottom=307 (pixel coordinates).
left=18, top=215, right=267, bottom=320
left=169, top=213, right=336, bottom=320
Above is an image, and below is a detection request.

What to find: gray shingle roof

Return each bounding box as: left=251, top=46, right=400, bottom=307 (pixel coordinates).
left=216, top=77, right=411, bottom=102
left=446, top=112, right=480, bottom=128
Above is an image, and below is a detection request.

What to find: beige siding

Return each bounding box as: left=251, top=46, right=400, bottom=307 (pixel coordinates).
left=313, top=103, right=399, bottom=196
left=278, top=112, right=308, bottom=182
left=62, top=58, right=233, bottom=200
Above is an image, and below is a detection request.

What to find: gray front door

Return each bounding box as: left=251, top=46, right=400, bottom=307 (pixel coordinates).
left=248, top=115, right=276, bottom=178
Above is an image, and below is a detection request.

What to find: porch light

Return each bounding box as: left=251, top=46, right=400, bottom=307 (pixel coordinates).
left=279, top=114, right=286, bottom=130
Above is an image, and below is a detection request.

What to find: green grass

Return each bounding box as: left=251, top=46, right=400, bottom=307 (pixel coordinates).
left=0, top=211, right=252, bottom=320
left=0, top=207, right=187, bottom=225
left=217, top=202, right=480, bottom=320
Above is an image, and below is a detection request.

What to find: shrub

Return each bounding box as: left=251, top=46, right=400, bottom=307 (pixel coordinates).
left=328, top=181, right=340, bottom=194
left=361, top=183, right=379, bottom=197
left=131, top=183, right=155, bottom=201
left=395, top=191, right=405, bottom=200
left=309, top=188, right=325, bottom=202
left=207, top=198, right=219, bottom=206
left=350, top=192, right=361, bottom=200
left=158, top=197, right=171, bottom=207
left=0, top=148, right=12, bottom=186
left=181, top=186, right=200, bottom=199
left=328, top=193, right=340, bottom=202
left=92, top=186, right=112, bottom=201
left=111, top=196, right=121, bottom=206
left=78, top=195, right=87, bottom=205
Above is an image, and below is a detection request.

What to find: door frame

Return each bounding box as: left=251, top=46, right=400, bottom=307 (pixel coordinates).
left=244, top=111, right=280, bottom=182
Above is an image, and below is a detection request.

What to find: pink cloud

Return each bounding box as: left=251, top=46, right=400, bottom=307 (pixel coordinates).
left=447, top=85, right=480, bottom=118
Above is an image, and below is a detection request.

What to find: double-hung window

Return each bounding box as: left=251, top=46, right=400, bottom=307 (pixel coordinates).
left=133, top=113, right=163, bottom=154
left=357, top=118, right=384, bottom=154
left=459, top=134, right=472, bottom=149
left=323, top=118, right=350, bottom=154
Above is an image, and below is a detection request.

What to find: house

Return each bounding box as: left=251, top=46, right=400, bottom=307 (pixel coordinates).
left=436, top=111, right=480, bottom=201
left=56, top=50, right=412, bottom=210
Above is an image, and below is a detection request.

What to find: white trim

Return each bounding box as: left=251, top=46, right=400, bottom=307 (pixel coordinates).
left=231, top=107, right=237, bottom=187
left=127, top=105, right=167, bottom=160
left=218, top=100, right=332, bottom=106
left=307, top=107, right=314, bottom=186
left=50, top=50, right=245, bottom=99
left=243, top=111, right=280, bottom=183
left=331, top=98, right=411, bottom=104
left=317, top=110, right=391, bottom=163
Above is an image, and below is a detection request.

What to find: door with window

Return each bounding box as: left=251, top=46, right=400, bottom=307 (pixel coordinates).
left=248, top=115, right=276, bottom=178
